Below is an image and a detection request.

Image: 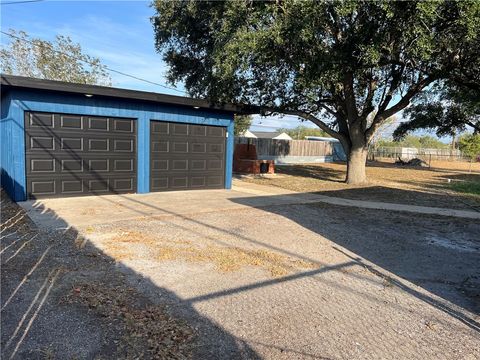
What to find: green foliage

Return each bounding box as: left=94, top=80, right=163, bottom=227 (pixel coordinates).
left=377, top=135, right=449, bottom=149
left=393, top=83, right=480, bottom=139
left=458, top=134, right=480, bottom=159
left=0, top=29, right=111, bottom=85
left=276, top=126, right=329, bottom=140
left=152, top=0, right=480, bottom=182
left=152, top=0, right=479, bottom=136
left=234, top=114, right=253, bottom=136
left=448, top=181, right=480, bottom=196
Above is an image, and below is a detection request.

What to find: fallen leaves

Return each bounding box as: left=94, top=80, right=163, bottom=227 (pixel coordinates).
left=63, top=283, right=194, bottom=359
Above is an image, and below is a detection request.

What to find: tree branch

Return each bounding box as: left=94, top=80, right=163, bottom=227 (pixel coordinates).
left=366, top=74, right=438, bottom=140
left=361, top=74, right=377, bottom=118
left=377, top=64, right=405, bottom=115
left=238, top=104, right=344, bottom=141
left=343, top=72, right=358, bottom=122
left=319, top=103, right=338, bottom=118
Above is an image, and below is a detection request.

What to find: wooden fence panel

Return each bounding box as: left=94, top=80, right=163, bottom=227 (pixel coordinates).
left=234, top=137, right=333, bottom=157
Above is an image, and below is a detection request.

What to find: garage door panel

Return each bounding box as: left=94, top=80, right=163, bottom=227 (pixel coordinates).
left=113, top=118, right=135, bottom=132
left=151, top=177, right=168, bottom=191
left=60, top=114, right=83, bottom=129
left=25, top=112, right=136, bottom=199
left=190, top=125, right=207, bottom=136
left=151, top=121, right=169, bottom=134
left=207, top=126, right=225, bottom=137
left=207, top=175, right=223, bottom=187
left=150, top=120, right=226, bottom=192
left=29, top=113, right=54, bottom=128
left=87, top=117, right=109, bottom=131
left=28, top=158, right=56, bottom=173
left=61, top=179, right=83, bottom=194
left=113, top=178, right=135, bottom=191
left=30, top=180, right=56, bottom=196
left=172, top=123, right=188, bottom=135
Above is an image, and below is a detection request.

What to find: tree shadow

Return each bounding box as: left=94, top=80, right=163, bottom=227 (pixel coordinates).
left=4, top=181, right=480, bottom=358
left=312, top=185, right=480, bottom=211
left=0, top=189, right=260, bottom=359
left=275, top=164, right=345, bottom=182
left=229, top=191, right=480, bottom=332
left=365, top=160, right=480, bottom=175
left=19, top=185, right=479, bottom=334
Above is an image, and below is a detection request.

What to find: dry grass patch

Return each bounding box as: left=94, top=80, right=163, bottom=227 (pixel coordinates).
left=80, top=208, right=97, bottom=216
left=100, top=230, right=319, bottom=277
left=243, top=160, right=480, bottom=209
left=157, top=245, right=318, bottom=277
left=100, top=230, right=160, bottom=261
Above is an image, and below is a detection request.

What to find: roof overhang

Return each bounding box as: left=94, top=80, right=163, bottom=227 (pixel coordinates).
left=1, top=74, right=256, bottom=114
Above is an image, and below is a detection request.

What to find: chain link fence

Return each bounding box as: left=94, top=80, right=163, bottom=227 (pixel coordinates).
left=367, top=147, right=480, bottom=171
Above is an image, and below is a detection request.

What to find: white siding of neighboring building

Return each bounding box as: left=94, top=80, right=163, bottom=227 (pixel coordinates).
left=238, top=129, right=258, bottom=138
left=272, top=132, right=293, bottom=140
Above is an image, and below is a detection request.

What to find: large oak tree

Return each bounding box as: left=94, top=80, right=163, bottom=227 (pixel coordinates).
left=152, top=0, right=479, bottom=183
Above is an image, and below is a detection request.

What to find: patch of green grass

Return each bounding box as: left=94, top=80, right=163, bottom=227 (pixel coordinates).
left=448, top=181, right=480, bottom=196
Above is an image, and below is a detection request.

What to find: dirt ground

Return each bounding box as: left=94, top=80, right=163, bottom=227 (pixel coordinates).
left=243, top=160, right=480, bottom=211
left=2, top=182, right=479, bottom=359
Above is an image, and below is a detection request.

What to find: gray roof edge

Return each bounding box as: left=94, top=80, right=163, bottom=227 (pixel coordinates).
left=1, top=74, right=250, bottom=114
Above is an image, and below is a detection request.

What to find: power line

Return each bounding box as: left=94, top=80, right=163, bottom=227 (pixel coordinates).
left=1, top=0, right=44, bottom=5
left=0, top=30, right=187, bottom=95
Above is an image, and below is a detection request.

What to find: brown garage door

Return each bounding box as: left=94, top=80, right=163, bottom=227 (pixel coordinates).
left=150, top=121, right=226, bottom=191
left=25, top=112, right=136, bottom=199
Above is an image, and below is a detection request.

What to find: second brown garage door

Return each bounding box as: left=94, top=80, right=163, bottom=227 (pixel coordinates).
left=150, top=121, right=226, bottom=191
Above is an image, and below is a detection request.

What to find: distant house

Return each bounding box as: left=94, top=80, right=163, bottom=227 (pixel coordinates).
left=305, top=136, right=346, bottom=161
left=250, top=131, right=293, bottom=140
left=238, top=129, right=258, bottom=138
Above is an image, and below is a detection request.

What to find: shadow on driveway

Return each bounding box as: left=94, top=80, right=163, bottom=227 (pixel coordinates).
left=0, top=190, right=260, bottom=359
left=230, top=192, right=480, bottom=332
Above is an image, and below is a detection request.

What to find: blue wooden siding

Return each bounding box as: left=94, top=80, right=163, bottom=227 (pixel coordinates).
left=0, top=89, right=234, bottom=201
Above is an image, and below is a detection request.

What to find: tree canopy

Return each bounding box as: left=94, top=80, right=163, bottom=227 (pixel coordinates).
left=458, top=134, right=480, bottom=159
left=377, top=135, right=450, bottom=149
left=153, top=0, right=480, bottom=183
left=393, top=82, right=480, bottom=139
left=277, top=125, right=329, bottom=140
left=234, top=114, right=253, bottom=136
left=0, top=29, right=111, bottom=86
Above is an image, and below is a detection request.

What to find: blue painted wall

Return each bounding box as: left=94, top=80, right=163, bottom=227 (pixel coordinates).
left=0, top=89, right=234, bottom=201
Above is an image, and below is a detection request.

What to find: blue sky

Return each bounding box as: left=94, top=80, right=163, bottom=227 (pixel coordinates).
left=0, top=0, right=307, bottom=131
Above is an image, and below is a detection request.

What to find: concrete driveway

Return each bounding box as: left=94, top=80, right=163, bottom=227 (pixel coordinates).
left=17, top=180, right=480, bottom=359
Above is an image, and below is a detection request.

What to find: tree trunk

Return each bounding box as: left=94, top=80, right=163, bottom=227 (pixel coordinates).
left=346, top=147, right=368, bottom=184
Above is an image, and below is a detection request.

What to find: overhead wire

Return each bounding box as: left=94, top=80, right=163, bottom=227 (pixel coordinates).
left=0, top=30, right=187, bottom=95
left=0, top=0, right=44, bottom=5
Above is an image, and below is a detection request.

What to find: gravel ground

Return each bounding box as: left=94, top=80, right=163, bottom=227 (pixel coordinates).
left=2, top=186, right=480, bottom=359
left=85, top=197, right=480, bottom=359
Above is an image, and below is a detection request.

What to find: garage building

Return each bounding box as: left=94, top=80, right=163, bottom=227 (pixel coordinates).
left=1, top=75, right=237, bottom=201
